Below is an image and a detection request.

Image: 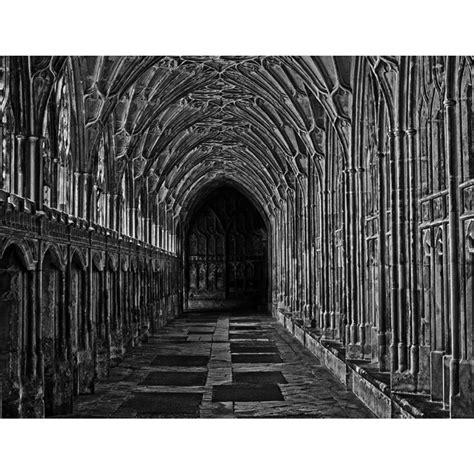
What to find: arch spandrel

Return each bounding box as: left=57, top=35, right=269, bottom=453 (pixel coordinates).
left=0, top=239, right=37, bottom=271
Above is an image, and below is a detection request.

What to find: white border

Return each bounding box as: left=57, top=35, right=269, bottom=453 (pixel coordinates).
left=1, top=419, right=472, bottom=473
left=1, top=0, right=472, bottom=54
left=1, top=2, right=472, bottom=471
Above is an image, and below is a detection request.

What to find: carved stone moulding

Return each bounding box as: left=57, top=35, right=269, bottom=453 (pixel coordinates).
left=0, top=236, right=37, bottom=270
left=463, top=184, right=474, bottom=215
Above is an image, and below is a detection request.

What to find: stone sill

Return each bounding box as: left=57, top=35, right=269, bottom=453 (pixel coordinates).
left=274, top=309, right=448, bottom=419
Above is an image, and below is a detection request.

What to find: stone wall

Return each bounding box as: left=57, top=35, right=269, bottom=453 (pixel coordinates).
left=270, top=57, right=473, bottom=418
left=0, top=200, right=179, bottom=417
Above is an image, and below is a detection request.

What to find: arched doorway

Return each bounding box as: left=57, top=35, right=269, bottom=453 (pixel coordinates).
left=184, top=186, right=268, bottom=311
left=0, top=246, right=31, bottom=418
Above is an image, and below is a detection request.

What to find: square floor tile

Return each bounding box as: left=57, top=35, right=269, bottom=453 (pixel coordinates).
left=233, top=371, right=287, bottom=385
left=230, top=343, right=278, bottom=354
left=212, top=383, right=284, bottom=402
left=151, top=355, right=210, bottom=367
left=120, top=392, right=202, bottom=416
left=229, top=325, right=260, bottom=331
left=229, top=332, right=269, bottom=340
left=232, top=354, right=283, bottom=364
left=139, top=371, right=208, bottom=386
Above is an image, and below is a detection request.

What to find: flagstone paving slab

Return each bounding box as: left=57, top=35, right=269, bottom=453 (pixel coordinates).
left=70, top=311, right=374, bottom=418
left=233, top=370, right=287, bottom=385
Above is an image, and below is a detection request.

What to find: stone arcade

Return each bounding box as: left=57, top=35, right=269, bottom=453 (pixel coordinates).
left=0, top=56, right=472, bottom=418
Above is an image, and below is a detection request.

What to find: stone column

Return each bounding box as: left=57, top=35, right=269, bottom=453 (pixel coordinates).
left=274, top=209, right=280, bottom=308
left=131, top=207, right=137, bottom=239
left=298, top=186, right=305, bottom=317
left=283, top=199, right=289, bottom=308
left=305, top=200, right=312, bottom=324
left=112, top=194, right=119, bottom=232
left=104, top=266, right=111, bottom=364
left=15, top=134, right=25, bottom=198
left=406, top=126, right=419, bottom=378
left=343, top=169, right=351, bottom=346
left=388, top=130, right=399, bottom=372
left=86, top=249, right=93, bottom=352
left=347, top=166, right=359, bottom=356
left=321, top=188, right=330, bottom=336
left=376, top=147, right=389, bottom=370
left=91, top=183, right=98, bottom=225
left=26, top=268, right=37, bottom=379
left=145, top=217, right=151, bottom=244
left=73, top=171, right=80, bottom=217
left=444, top=57, right=461, bottom=413
left=394, top=126, right=408, bottom=373
left=329, top=187, right=337, bottom=338
left=277, top=206, right=284, bottom=307
left=307, top=159, right=314, bottom=323
left=289, top=194, right=296, bottom=312
left=81, top=172, right=91, bottom=221
left=21, top=266, right=42, bottom=417
left=59, top=269, right=67, bottom=362
left=35, top=242, right=45, bottom=415
left=356, top=164, right=368, bottom=356
left=36, top=137, right=45, bottom=213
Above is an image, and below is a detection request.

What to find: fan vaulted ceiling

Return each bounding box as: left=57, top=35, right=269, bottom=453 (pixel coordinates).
left=72, top=56, right=353, bottom=215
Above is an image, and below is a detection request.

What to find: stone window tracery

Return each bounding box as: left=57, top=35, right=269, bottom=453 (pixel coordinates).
left=42, top=134, right=52, bottom=207
left=0, top=57, right=13, bottom=195
left=416, top=57, right=450, bottom=367
left=186, top=187, right=266, bottom=308
left=96, top=135, right=106, bottom=226
left=417, top=57, right=447, bottom=198
left=458, top=56, right=474, bottom=182
left=56, top=73, right=73, bottom=213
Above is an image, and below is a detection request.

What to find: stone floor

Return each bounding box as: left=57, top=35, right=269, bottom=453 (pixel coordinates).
left=70, top=311, right=375, bottom=418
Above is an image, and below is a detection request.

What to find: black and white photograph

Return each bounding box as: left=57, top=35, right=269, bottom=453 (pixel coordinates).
left=0, top=2, right=472, bottom=473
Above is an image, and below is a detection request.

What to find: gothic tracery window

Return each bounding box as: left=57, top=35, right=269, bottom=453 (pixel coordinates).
left=42, top=134, right=52, bottom=206
left=56, top=73, right=73, bottom=213
left=0, top=57, right=13, bottom=195
left=458, top=56, right=474, bottom=182
left=96, top=135, right=106, bottom=225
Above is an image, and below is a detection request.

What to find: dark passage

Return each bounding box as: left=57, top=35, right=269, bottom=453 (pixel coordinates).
left=184, top=186, right=268, bottom=311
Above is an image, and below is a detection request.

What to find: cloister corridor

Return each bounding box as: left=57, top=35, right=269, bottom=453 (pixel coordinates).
left=0, top=56, right=472, bottom=421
